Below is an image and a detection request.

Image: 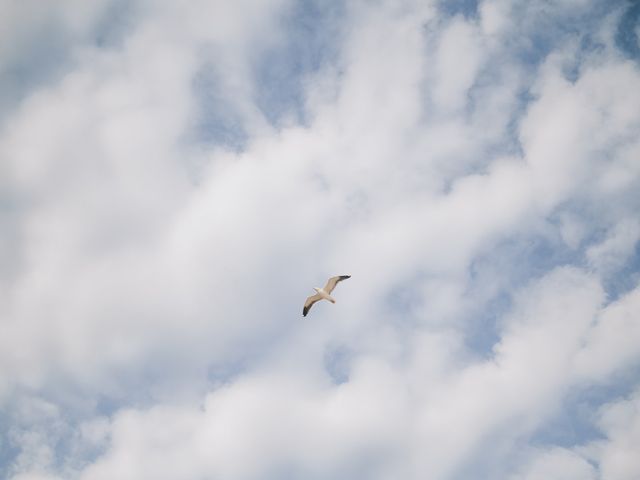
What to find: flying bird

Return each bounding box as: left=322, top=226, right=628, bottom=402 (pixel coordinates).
left=303, top=275, right=351, bottom=316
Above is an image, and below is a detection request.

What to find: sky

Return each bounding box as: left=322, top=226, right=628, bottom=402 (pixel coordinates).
left=1, top=0, right=640, bottom=478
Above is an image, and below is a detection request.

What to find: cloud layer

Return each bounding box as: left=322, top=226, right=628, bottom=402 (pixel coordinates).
left=1, top=0, right=639, bottom=479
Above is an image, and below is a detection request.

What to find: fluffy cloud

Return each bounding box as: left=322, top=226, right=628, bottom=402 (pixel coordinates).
left=1, top=0, right=639, bottom=479
left=511, top=448, right=597, bottom=480
left=592, top=390, right=640, bottom=480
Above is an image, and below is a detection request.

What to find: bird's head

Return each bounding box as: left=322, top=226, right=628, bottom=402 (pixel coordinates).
left=313, top=287, right=320, bottom=293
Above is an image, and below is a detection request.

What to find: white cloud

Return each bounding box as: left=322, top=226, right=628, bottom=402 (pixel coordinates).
left=593, top=390, right=640, bottom=480
left=479, top=0, right=511, bottom=37
left=432, top=16, right=484, bottom=113
left=1, top=0, right=640, bottom=479
left=574, top=283, right=640, bottom=382
left=25, top=266, right=622, bottom=480
left=0, top=0, right=112, bottom=64
left=587, top=218, right=640, bottom=275
left=510, top=448, right=596, bottom=480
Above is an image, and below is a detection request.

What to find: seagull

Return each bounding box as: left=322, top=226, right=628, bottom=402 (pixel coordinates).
left=303, top=275, right=351, bottom=316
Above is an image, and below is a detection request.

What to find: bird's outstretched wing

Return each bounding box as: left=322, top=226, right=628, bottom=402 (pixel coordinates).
left=323, top=275, right=351, bottom=294
left=303, top=293, right=323, bottom=317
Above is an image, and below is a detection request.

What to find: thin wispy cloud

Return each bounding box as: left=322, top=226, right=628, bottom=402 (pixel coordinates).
left=1, top=0, right=639, bottom=479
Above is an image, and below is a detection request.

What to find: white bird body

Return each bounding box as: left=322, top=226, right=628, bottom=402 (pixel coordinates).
left=313, top=287, right=335, bottom=303
left=303, top=275, right=350, bottom=316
